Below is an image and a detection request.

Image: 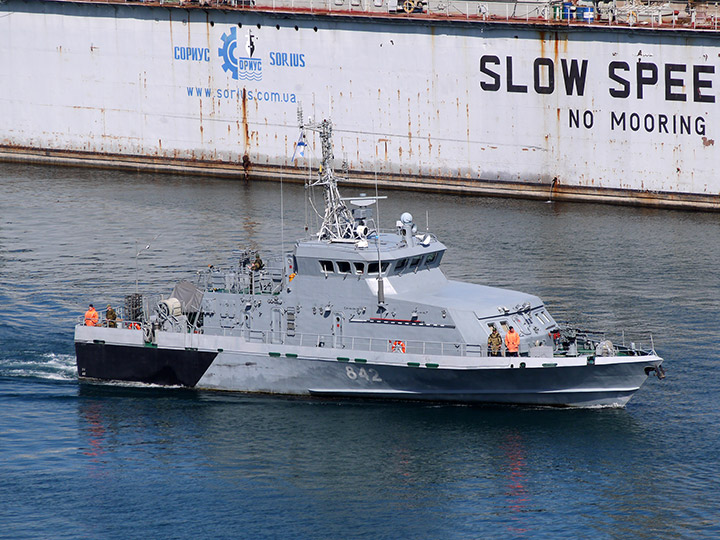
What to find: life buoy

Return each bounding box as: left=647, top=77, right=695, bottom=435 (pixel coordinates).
left=391, top=340, right=406, bottom=353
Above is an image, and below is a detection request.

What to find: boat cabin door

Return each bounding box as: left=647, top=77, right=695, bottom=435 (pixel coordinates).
left=332, top=312, right=344, bottom=348
left=271, top=308, right=283, bottom=344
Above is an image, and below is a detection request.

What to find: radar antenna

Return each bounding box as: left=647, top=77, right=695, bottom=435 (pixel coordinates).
left=298, top=113, right=356, bottom=242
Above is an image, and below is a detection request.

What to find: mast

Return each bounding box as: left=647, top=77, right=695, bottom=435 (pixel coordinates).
left=300, top=116, right=356, bottom=242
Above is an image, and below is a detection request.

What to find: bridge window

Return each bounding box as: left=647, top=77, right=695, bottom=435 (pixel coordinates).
left=353, top=262, right=365, bottom=275
left=425, top=252, right=437, bottom=267
left=395, top=258, right=408, bottom=272
left=367, top=261, right=389, bottom=275
left=409, top=256, right=422, bottom=271
left=320, top=260, right=334, bottom=273
left=337, top=261, right=351, bottom=274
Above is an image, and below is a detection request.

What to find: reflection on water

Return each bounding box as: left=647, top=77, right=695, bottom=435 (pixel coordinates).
left=502, top=431, right=528, bottom=536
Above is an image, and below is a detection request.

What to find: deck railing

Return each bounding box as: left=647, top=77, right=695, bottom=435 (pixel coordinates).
left=78, top=315, right=656, bottom=359
left=62, top=0, right=720, bottom=30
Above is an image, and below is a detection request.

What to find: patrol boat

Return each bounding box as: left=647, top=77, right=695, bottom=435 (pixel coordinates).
left=74, top=119, right=665, bottom=408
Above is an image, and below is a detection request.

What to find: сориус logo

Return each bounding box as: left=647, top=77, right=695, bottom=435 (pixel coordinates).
left=218, top=27, right=262, bottom=81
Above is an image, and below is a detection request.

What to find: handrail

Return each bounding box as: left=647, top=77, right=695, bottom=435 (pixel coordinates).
left=77, top=316, right=657, bottom=358
left=50, top=0, right=720, bottom=30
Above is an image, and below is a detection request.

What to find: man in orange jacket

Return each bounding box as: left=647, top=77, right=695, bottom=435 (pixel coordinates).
left=84, top=304, right=99, bottom=327
left=505, top=325, right=520, bottom=357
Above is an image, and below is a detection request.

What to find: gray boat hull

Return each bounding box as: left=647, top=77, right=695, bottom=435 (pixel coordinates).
left=75, top=327, right=661, bottom=408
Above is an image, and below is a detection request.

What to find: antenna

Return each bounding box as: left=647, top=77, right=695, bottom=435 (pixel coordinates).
left=372, top=153, right=385, bottom=307
left=135, top=233, right=161, bottom=293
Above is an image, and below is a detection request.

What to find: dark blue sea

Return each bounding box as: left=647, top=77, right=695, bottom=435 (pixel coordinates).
left=1, top=163, right=719, bottom=539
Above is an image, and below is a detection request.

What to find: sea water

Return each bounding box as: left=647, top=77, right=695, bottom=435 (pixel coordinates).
left=1, top=163, right=719, bottom=539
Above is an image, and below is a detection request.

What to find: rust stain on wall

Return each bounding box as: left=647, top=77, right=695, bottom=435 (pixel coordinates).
left=241, top=88, right=249, bottom=152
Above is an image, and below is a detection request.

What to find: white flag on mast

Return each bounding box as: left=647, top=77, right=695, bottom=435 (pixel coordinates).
left=291, top=131, right=306, bottom=161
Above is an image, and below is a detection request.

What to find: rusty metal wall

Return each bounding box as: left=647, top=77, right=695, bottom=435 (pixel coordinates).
left=1, top=0, right=719, bottom=205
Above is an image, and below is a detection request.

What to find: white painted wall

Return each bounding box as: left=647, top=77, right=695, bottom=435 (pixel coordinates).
left=1, top=1, right=718, bottom=195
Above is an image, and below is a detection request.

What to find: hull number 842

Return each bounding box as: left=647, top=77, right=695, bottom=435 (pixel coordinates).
left=345, top=365, right=382, bottom=383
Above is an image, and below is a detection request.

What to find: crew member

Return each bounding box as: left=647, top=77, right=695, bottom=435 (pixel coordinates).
left=106, top=304, right=117, bottom=328
left=250, top=253, right=264, bottom=271
left=505, top=325, right=520, bottom=357
left=487, top=326, right=502, bottom=356
left=84, top=304, right=99, bottom=327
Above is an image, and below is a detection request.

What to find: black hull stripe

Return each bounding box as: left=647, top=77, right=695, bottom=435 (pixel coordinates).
left=75, top=342, right=217, bottom=387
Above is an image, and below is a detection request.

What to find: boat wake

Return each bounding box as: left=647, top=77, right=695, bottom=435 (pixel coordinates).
left=0, top=352, right=77, bottom=381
